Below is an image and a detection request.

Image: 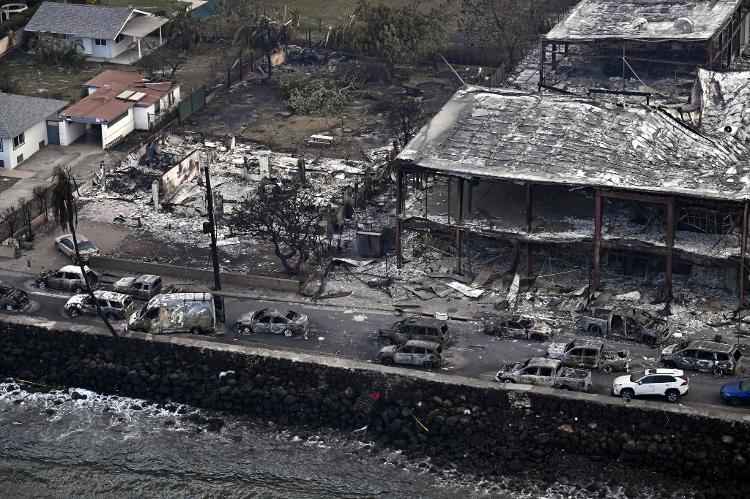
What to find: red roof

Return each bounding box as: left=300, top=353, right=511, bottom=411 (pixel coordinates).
left=63, top=70, right=177, bottom=122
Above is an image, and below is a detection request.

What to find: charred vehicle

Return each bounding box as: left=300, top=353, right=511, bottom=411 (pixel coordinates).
left=547, top=338, right=631, bottom=373
left=495, top=357, right=592, bottom=392
left=36, top=265, right=99, bottom=293
left=113, top=274, right=163, bottom=300
left=580, top=307, right=670, bottom=345
left=0, top=284, right=30, bottom=311
left=236, top=308, right=309, bottom=336
left=377, top=340, right=443, bottom=368
left=378, top=317, right=450, bottom=345
left=661, top=340, right=742, bottom=375
left=480, top=313, right=554, bottom=341
left=64, top=290, right=134, bottom=320
left=128, top=292, right=225, bottom=335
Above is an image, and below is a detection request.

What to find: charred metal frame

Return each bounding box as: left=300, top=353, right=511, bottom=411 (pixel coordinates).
left=395, top=164, right=750, bottom=302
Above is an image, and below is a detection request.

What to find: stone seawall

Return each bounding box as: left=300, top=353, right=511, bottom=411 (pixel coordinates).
left=1, top=315, right=749, bottom=496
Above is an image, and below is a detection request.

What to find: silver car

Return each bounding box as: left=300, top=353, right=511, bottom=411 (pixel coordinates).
left=378, top=340, right=442, bottom=368
left=55, top=234, right=99, bottom=263
left=236, top=308, right=309, bottom=336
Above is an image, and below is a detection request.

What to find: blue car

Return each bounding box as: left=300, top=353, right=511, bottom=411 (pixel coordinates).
left=720, top=379, right=750, bottom=406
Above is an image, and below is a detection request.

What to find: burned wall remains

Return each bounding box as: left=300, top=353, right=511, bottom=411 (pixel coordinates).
left=0, top=317, right=748, bottom=496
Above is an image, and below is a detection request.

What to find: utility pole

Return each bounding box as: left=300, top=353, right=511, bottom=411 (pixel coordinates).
left=203, top=151, right=222, bottom=291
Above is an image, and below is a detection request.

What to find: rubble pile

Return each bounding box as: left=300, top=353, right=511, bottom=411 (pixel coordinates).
left=79, top=133, right=395, bottom=272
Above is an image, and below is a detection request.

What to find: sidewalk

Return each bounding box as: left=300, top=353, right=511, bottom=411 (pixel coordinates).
left=0, top=143, right=110, bottom=213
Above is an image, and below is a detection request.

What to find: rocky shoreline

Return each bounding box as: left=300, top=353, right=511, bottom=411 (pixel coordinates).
left=1, top=319, right=748, bottom=498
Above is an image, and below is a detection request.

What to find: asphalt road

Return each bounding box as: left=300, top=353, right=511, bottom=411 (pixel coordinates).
left=0, top=267, right=746, bottom=413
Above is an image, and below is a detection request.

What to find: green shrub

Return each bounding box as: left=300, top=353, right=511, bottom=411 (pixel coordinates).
left=276, top=70, right=347, bottom=116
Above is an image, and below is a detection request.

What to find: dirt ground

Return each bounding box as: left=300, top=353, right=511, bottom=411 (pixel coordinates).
left=177, top=58, right=458, bottom=160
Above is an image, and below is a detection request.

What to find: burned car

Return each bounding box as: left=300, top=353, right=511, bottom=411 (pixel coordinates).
left=480, top=313, right=554, bottom=341
left=495, top=357, right=592, bottom=392
left=0, top=284, right=30, bottom=311
left=36, top=265, right=99, bottom=293
left=378, top=317, right=450, bottom=345
left=64, top=290, right=134, bottom=320
left=661, top=340, right=742, bottom=375
left=113, top=274, right=163, bottom=300
left=547, top=338, right=631, bottom=373
left=236, top=308, right=309, bottom=336
left=580, top=307, right=670, bottom=345
left=378, top=340, right=442, bottom=368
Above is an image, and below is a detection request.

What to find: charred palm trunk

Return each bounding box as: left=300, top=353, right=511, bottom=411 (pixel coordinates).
left=68, top=212, right=118, bottom=339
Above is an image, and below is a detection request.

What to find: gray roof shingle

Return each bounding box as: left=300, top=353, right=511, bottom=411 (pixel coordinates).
left=25, top=2, right=133, bottom=40
left=0, top=93, right=68, bottom=139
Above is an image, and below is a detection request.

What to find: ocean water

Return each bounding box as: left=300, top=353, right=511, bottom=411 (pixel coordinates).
left=0, top=381, right=691, bottom=498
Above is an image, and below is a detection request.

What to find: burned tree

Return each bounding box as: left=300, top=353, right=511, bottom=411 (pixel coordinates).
left=17, top=198, right=33, bottom=241
left=230, top=181, right=323, bottom=276
left=33, top=185, right=49, bottom=222
left=386, top=94, right=427, bottom=147
left=50, top=166, right=118, bottom=339
left=1, top=206, right=19, bottom=241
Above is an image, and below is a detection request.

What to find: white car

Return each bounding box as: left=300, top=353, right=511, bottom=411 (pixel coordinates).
left=612, top=368, right=688, bottom=403
left=55, top=234, right=99, bottom=263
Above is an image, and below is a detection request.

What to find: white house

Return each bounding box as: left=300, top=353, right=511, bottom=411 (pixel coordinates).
left=25, top=2, right=168, bottom=63
left=59, top=70, right=181, bottom=149
left=0, top=93, right=67, bottom=169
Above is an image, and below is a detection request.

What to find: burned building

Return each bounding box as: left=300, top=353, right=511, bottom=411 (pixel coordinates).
left=539, top=0, right=750, bottom=91
left=394, top=77, right=750, bottom=302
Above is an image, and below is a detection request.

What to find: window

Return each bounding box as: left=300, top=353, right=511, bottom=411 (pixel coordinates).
left=640, top=376, right=657, bottom=384
left=108, top=111, right=128, bottom=127
left=0, top=140, right=3, bottom=151
left=716, top=353, right=730, bottom=362
left=538, top=367, right=553, bottom=377
left=94, top=38, right=107, bottom=46
left=13, top=132, right=24, bottom=149
left=696, top=351, right=715, bottom=361
left=168, top=91, right=175, bottom=106
left=16, top=154, right=23, bottom=164
left=115, top=34, right=124, bottom=44
left=258, top=315, right=271, bottom=323
left=154, top=100, right=161, bottom=113
left=271, top=316, right=285, bottom=324
left=521, top=367, right=539, bottom=376
left=97, top=299, right=109, bottom=308
left=0, top=160, right=4, bottom=168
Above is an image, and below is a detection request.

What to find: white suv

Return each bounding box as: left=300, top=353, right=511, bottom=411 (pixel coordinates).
left=612, top=369, right=688, bottom=403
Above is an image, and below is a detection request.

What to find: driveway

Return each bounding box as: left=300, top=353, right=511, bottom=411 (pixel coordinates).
left=0, top=143, right=111, bottom=213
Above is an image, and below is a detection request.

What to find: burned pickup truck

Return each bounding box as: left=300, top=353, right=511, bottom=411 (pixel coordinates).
left=547, top=338, right=631, bottom=374
left=478, top=313, right=554, bottom=341
left=0, top=284, right=31, bottom=311
left=495, top=357, right=592, bottom=392
left=580, top=307, right=670, bottom=346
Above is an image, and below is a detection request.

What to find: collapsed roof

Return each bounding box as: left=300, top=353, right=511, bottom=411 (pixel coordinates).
left=545, top=0, right=742, bottom=42
left=397, top=86, right=750, bottom=201
left=695, top=69, right=750, bottom=140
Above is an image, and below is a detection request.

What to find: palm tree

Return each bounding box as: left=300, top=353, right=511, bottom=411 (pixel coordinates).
left=50, top=166, right=118, bottom=339
left=233, top=15, right=291, bottom=78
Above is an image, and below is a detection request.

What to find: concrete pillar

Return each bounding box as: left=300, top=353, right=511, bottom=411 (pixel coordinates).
left=151, top=180, right=160, bottom=212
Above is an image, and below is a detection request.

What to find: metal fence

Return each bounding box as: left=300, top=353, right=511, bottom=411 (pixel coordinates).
left=177, top=86, right=207, bottom=123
